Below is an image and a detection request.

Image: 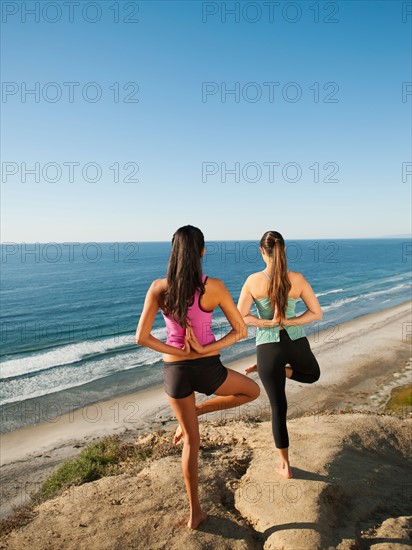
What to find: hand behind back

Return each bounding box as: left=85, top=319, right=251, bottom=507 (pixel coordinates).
left=185, top=325, right=206, bottom=354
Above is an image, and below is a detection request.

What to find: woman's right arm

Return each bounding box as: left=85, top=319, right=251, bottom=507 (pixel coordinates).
left=135, top=280, right=190, bottom=356
left=279, top=273, right=322, bottom=326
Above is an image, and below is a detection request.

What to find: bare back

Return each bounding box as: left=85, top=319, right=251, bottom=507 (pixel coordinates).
left=247, top=270, right=304, bottom=301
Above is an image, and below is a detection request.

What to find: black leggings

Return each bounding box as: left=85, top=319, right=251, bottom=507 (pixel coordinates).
left=256, top=330, right=320, bottom=449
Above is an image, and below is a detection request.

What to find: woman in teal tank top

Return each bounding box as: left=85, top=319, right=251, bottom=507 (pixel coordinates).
left=237, top=231, right=322, bottom=479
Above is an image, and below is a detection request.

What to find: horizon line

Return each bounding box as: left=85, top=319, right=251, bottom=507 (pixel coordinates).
left=1, top=236, right=411, bottom=245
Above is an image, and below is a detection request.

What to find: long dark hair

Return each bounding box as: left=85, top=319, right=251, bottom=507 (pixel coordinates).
left=163, top=225, right=205, bottom=327
left=260, top=231, right=291, bottom=318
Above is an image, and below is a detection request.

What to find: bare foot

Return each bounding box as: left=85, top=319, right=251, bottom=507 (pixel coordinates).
left=276, top=462, right=293, bottom=479
left=187, top=510, right=207, bottom=529
left=245, top=364, right=257, bottom=375
left=173, top=424, right=184, bottom=445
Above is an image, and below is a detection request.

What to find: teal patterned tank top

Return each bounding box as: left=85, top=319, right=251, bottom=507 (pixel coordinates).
left=253, top=271, right=306, bottom=345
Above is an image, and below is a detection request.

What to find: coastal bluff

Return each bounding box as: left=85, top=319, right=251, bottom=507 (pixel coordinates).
left=1, top=412, right=411, bottom=550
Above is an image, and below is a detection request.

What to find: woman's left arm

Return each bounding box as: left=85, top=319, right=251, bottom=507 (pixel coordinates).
left=281, top=274, right=323, bottom=326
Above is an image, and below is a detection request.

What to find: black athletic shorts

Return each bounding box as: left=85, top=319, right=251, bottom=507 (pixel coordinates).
left=163, top=355, right=228, bottom=399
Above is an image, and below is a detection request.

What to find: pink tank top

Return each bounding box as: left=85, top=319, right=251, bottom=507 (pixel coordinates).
left=161, top=274, right=216, bottom=349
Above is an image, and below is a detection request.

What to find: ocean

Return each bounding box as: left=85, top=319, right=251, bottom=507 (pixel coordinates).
left=1, top=238, right=411, bottom=433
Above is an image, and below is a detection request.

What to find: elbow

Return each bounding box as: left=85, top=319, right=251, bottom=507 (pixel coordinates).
left=135, top=329, right=147, bottom=346
left=316, top=309, right=323, bottom=321
left=241, top=312, right=251, bottom=327
left=238, top=323, right=248, bottom=341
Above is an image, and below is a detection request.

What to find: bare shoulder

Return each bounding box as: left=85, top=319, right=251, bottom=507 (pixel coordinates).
left=246, top=271, right=265, bottom=284
left=148, top=278, right=167, bottom=296
left=248, top=271, right=264, bottom=280
left=205, top=276, right=226, bottom=291
left=288, top=271, right=309, bottom=293
left=288, top=270, right=306, bottom=283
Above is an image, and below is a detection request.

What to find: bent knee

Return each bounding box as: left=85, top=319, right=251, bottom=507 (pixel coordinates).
left=311, top=370, right=321, bottom=383
left=248, top=380, right=260, bottom=399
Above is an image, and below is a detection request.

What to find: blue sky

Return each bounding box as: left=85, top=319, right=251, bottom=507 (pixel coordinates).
left=1, top=0, right=411, bottom=242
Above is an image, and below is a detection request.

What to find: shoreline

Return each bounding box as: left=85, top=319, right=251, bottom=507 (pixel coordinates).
left=1, top=297, right=410, bottom=432
left=2, top=299, right=411, bottom=435
left=2, top=299, right=410, bottom=461
left=1, top=297, right=410, bottom=433
left=1, top=300, right=411, bottom=519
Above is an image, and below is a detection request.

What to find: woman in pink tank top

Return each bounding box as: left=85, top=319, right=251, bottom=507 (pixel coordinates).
left=136, top=226, right=260, bottom=530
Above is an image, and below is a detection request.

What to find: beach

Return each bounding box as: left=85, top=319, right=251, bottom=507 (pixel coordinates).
left=1, top=300, right=411, bottom=548
left=3, top=0, right=411, bottom=545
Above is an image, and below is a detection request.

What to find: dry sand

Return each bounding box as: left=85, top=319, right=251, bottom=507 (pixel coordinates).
left=1, top=301, right=411, bottom=548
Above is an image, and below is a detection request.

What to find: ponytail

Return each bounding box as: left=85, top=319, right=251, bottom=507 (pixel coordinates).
left=260, top=231, right=291, bottom=318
